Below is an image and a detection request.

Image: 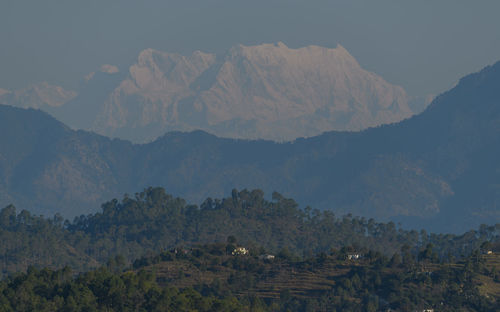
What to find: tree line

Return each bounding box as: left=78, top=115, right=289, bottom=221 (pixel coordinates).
left=0, top=187, right=499, bottom=275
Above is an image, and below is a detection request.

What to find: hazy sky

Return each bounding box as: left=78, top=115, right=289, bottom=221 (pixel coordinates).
left=2, top=0, right=500, bottom=96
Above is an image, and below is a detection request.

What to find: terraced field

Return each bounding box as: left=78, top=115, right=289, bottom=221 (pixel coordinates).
left=141, top=251, right=383, bottom=299
left=132, top=245, right=500, bottom=310
left=478, top=253, right=500, bottom=300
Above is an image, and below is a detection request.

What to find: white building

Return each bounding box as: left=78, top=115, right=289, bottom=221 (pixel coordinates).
left=347, top=253, right=361, bottom=260
left=259, top=254, right=275, bottom=260
left=232, top=247, right=249, bottom=256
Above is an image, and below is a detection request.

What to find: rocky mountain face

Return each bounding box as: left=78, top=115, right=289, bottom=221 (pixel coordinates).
left=93, top=42, right=420, bottom=142
left=2, top=43, right=427, bottom=142
left=0, top=61, right=498, bottom=233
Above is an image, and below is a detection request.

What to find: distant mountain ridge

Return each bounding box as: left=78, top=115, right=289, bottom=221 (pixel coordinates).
left=0, top=82, right=76, bottom=110
left=1, top=43, right=428, bottom=142
left=0, top=61, right=499, bottom=232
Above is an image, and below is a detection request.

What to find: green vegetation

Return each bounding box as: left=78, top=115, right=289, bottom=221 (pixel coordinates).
left=0, top=187, right=499, bottom=310
left=0, top=242, right=498, bottom=311
left=0, top=266, right=246, bottom=311
left=0, top=187, right=499, bottom=276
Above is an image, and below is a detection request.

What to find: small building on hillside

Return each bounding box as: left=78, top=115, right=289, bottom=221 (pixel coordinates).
left=347, top=253, right=362, bottom=260
left=259, top=254, right=275, bottom=260
left=232, top=247, right=249, bottom=256
left=171, top=248, right=191, bottom=255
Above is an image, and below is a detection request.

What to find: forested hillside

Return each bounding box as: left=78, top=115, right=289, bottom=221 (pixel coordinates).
left=1, top=241, right=498, bottom=311
left=0, top=188, right=499, bottom=276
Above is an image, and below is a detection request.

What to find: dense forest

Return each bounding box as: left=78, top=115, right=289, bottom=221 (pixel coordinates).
left=0, top=241, right=498, bottom=311
left=0, top=187, right=499, bottom=276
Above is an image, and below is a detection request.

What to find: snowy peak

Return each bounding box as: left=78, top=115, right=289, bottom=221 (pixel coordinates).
left=192, top=43, right=410, bottom=132
left=0, top=88, right=10, bottom=96
left=225, top=42, right=359, bottom=69
left=0, top=82, right=76, bottom=109
left=91, top=43, right=420, bottom=142
left=1, top=43, right=428, bottom=142
left=129, top=48, right=216, bottom=91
